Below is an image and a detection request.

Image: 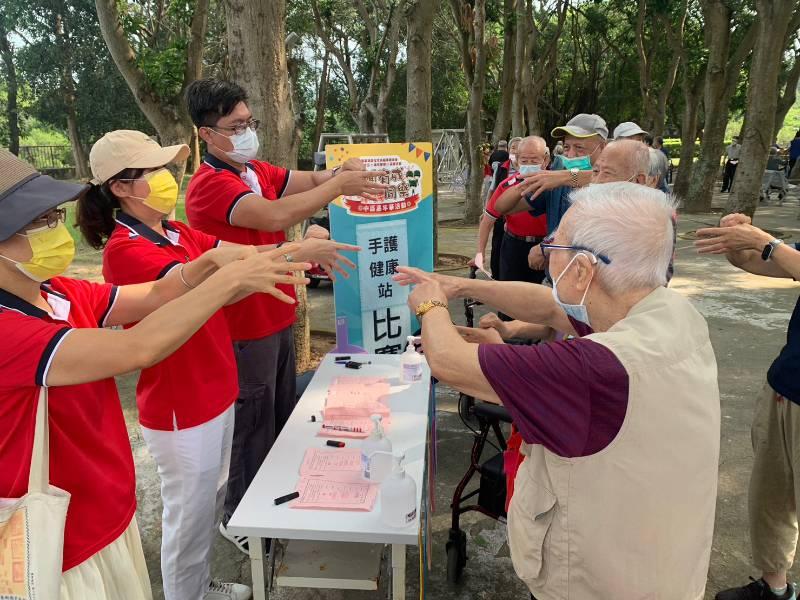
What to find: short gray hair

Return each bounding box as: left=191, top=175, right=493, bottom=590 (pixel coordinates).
left=519, top=135, right=550, bottom=156
left=648, top=147, right=669, bottom=179
left=563, top=182, right=675, bottom=293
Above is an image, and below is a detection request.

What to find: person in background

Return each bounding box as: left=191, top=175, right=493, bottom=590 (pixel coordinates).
left=653, top=136, right=669, bottom=158
left=488, top=139, right=509, bottom=173
left=612, top=121, right=648, bottom=143
left=0, top=149, right=310, bottom=600
left=79, top=130, right=357, bottom=600
left=649, top=147, right=671, bottom=194
left=480, top=142, right=495, bottom=207
left=722, top=136, right=742, bottom=193
left=397, top=182, right=720, bottom=600
left=696, top=214, right=800, bottom=600
left=789, top=130, right=800, bottom=177
left=478, top=136, right=550, bottom=286
left=553, top=140, right=564, bottom=156
left=183, top=78, right=385, bottom=554
left=481, top=137, right=521, bottom=277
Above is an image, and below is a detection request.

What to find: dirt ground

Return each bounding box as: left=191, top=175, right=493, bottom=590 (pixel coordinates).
left=71, top=189, right=800, bottom=599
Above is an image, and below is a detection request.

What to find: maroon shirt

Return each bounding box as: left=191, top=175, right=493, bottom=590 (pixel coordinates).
left=478, top=324, right=628, bottom=458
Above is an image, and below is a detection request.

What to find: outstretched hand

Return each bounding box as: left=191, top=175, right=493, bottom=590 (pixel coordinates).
left=296, top=238, right=360, bottom=281
left=229, top=243, right=311, bottom=303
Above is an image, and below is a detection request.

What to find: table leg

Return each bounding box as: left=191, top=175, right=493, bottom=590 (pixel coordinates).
left=391, top=543, right=406, bottom=600
left=249, top=537, right=268, bottom=600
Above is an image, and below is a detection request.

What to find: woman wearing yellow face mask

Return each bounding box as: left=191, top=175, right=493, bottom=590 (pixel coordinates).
left=0, top=149, right=311, bottom=600
left=78, top=130, right=360, bottom=600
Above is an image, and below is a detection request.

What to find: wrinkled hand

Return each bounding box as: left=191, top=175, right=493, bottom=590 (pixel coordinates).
left=304, top=224, right=330, bottom=240
left=206, top=244, right=258, bottom=269
left=408, top=279, right=448, bottom=315
left=478, top=312, right=510, bottom=339
left=455, top=325, right=503, bottom=344
left=528, top=244, right=546, bottom=270
left=719, top=213, right=751, bottom=227
left=227, top=243, right=311, bottom=303
left=518, top=170, right=570, bottom=200
left=340, top=158, right=365, bottom=172
left=295, top=238, right=360, bottom=281
left=336, top=170, right=388, bottom=197
left=393, top=266, right=461, bottom=299
left=695, top=223, right=772, bottom=254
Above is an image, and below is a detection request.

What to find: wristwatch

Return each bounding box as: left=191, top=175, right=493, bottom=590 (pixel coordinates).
left=761, top=238, right=784, bottom=261
left=415, top=300, right=448, bottom=319
left=569, top=168, right=579, bottom=188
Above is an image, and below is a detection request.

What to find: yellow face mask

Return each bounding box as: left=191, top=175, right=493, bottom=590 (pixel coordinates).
left=132, top=168, right=179, bottom=215
left=1, top=222, right=76, bottom=282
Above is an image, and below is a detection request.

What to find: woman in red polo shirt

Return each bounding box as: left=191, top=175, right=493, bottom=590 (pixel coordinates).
left=0, top=149, right=310, bottom=600
left=78, top=130, right=358, bottom=600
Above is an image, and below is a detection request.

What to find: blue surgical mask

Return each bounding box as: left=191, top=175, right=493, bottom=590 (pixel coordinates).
left=551, top=254, right=593, bottom=327
left=560, top=154, right=593, bottom=171
left=518, top=164, right=542, bottom=176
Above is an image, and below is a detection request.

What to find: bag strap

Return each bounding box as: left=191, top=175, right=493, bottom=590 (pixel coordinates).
left=28, top=387, right=49, bottom=493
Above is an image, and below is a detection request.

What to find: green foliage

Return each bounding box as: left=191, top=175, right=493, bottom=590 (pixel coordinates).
left=138, top=38, right=190, bottom=100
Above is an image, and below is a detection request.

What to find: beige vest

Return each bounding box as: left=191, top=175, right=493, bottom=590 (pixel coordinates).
left=507, top=287, right=720, bottom=600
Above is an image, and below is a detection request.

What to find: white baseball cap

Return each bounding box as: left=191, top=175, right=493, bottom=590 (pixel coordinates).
left=551, top=114, right=609, bottom=140
left=613, top=122, right=649, bottom=139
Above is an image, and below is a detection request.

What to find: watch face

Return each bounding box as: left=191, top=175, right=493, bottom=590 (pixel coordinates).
left=761, top=243, right=773, bottom=261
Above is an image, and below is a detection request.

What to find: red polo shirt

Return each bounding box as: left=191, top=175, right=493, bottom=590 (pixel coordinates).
left=0, top=278, right=135, bottom=571
left=185, top=154, right=296, bottom=341
left=485, top=175, right=547, bottom=238
left=102, top=214, right=238, bottom=431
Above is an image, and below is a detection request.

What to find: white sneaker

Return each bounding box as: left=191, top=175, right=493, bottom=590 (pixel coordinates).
left=203, top=580, right=252, bottom=600
left=218, top=522, right=249, bottom=555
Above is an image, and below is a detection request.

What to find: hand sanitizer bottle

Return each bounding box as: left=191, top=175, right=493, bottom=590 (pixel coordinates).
left=380, top=452, right=417, bottom=528
left=400, top=336, right=424, bottom=383
left=361, top=414, right=392, bottom=482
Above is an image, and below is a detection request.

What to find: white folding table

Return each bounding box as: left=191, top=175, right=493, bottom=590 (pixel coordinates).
left=227, top=353, right=432, bottom=600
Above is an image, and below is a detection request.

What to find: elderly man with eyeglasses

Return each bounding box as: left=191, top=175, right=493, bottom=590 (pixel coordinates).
left=395, top=182, right=720, bottom=600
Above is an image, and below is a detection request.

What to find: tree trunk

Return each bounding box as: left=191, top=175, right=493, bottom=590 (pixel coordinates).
left=726, top=1, right=798, bottom=217
left=492, top=0, right=516, bottom=142
left=95, top=0, right=198, bottom=183
left=685, top=2, right=756, bottom=212
left=313, top=48, right=330, bottom=152
left=54, top=11, right=89, bottom=179
left=0, top=22, right=19, bottom=155
left=510, top=0, right=527, bottom=137
left=405, top=0, right=437, bottom=261
left=672, top=66, right=705, bottom=199
left=774, top=51, right=800, bottom=143
left=463, top=0, right=488, bottom=224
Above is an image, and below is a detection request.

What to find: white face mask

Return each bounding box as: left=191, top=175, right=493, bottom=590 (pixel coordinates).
left=219, top=127, right=259, bottom=163
left=551, top=253, right=594, bottom=327
left=518, top=164, right=542, bottom=176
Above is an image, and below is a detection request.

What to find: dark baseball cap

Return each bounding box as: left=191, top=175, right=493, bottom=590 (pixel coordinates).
left=0, top=149, right=88, bottom=242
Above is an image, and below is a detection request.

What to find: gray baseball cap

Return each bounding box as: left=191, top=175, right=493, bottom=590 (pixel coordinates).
left=0, top=149, right=88, bottom=242
left=551, top=114, right=609, bottom=140
left=613, top=121, right=649, bottom=139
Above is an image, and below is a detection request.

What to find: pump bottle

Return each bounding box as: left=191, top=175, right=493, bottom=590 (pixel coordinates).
left=361, top=414, right=392, bottom=482
left=380, top=452, right=417, bottom=528
left=400, top=336, right=424, bottom=383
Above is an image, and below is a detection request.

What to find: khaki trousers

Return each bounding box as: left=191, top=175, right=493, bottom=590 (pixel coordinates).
left=61, top=517, right=152, bottom=600
left=750, top=382, right=800, bottom=572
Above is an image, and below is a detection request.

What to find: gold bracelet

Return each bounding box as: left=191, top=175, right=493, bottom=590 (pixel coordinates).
left=178, top=263, right=195, bottom=290
left=415, top=299, right=448, bottom=319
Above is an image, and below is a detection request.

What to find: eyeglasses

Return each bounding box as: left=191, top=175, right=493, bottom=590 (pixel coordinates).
left=539, top=242, right=611, bottom=265
left=211, top=119, right=260, bottom=136
left=30, top=208, right=67, bottom=229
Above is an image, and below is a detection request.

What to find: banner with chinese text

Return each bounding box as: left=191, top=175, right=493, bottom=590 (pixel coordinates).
left=327, top=143, right=434, bottom=354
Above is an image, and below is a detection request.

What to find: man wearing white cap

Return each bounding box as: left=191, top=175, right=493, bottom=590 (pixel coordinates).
left=613, top=121, right=649, bottom=142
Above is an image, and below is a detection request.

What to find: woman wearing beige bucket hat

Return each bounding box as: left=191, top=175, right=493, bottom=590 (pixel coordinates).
left=0, top=148, right=311, bottom=600
left=78, top=130, right=360, bottom=600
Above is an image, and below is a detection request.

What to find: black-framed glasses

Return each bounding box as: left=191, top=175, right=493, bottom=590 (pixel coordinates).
left=30, top=208, right=67, bottom=229
left=539, top=242, right=611, bottom=265
left=211, top=119, right=260, bottom=136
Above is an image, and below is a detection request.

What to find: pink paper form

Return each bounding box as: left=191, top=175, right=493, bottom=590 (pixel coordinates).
left=291, top=478, right=378, bottom=511
left=299, top=448, right=362, bottom=478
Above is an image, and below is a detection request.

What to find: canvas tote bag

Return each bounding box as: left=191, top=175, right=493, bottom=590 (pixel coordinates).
left=0, top=387, right=71, bottom=599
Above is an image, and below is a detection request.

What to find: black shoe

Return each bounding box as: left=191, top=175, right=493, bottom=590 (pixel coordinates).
left=716, top=577, right=796, bottom=600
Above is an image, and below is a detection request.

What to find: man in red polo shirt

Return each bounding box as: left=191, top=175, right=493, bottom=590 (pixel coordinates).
left=184, top=79, right=384, bottom=551
left=481, top=136, right=550, bottom=285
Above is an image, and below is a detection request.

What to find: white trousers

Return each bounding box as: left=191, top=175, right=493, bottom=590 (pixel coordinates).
left=141, top=405, right=234, bottom=600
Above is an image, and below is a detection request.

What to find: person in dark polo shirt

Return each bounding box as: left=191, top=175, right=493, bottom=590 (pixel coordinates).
left=184, top=79, right=386, bottom=553
left=697, top=215, right=800, bottom=600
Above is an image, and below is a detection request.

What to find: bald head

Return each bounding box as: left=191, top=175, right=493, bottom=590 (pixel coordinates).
left=591, top=139, right=650, bottom=185
left=517, top=136, right=550, bottom=169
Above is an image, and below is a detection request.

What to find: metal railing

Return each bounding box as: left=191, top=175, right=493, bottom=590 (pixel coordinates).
left=18, top=145, right=73, bottom=170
